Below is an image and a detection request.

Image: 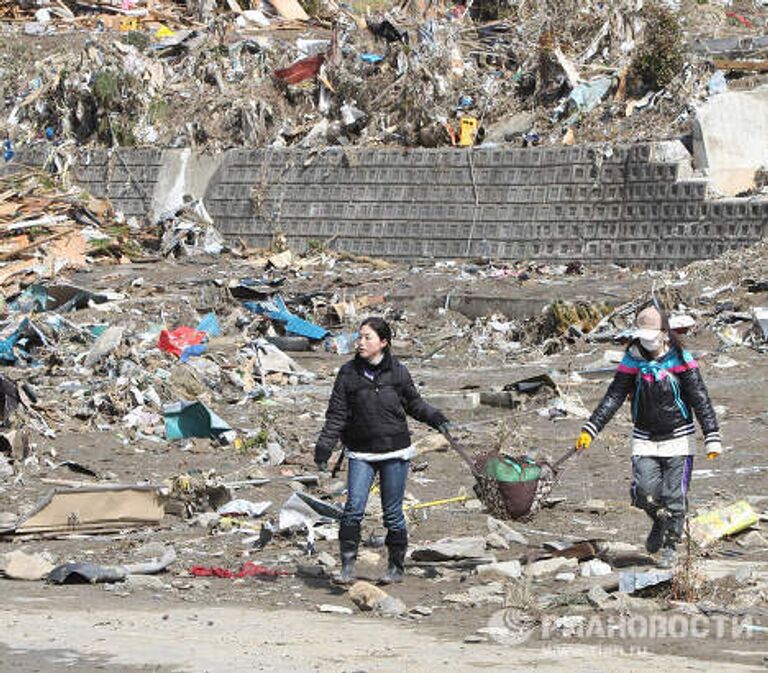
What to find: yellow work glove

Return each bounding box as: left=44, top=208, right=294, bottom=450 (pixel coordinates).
left=706, top=440, right=722, bottom=460
left=575, top=431, right=592, bottom=452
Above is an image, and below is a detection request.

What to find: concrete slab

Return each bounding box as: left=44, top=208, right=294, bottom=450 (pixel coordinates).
left=150, top=149, right=225, bottom=222
left=693, top=85, right=768, bottom=196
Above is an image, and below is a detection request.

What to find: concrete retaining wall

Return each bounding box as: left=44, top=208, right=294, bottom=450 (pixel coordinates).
left=22, top=142, right=768, bottom=268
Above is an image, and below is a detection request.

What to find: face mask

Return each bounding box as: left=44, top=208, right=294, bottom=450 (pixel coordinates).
left=640, top=335, right=664, bottom=352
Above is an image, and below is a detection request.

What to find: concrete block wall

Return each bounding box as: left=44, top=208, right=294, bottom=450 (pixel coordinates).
left=21, top=143, right=768, bottom=268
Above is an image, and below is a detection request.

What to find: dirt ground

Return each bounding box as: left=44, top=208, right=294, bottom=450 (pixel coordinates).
left=1, top=253, right=767, bottom=671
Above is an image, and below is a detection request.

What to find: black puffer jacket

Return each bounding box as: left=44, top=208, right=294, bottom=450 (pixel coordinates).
left=582, top=344, right=720, bottom=446
left=314, top=352, right=448, bottom=462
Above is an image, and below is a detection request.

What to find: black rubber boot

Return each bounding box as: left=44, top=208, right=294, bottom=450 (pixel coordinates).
left=657, top=514, right=683, bottom=569
left=645, top=507, right=671, bottom=554
left=332, top=522, right=360, bottom=586
left=378, top=529, right=407, bottom=585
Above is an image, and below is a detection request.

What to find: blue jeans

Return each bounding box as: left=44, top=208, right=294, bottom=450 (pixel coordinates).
left=342, top=457, right=410, bottom=533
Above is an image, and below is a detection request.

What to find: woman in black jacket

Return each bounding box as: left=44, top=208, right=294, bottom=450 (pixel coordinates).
left=574, top=304, right=721, bottom=568
left=315, top=317, right=449, bottom=585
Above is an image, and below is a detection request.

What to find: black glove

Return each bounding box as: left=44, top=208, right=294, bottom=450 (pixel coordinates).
left=438, top=421, right=454, bottom=436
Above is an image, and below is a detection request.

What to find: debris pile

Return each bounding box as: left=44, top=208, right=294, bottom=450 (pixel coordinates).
left=1, top=0, right=766, bottom=151
left=0, top=169, right=127, bottom=294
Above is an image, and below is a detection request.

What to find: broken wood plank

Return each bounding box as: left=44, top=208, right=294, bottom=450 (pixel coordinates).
left=712, top=58, right=768, bottom=72
left=0, top=228, right=75, bottom=262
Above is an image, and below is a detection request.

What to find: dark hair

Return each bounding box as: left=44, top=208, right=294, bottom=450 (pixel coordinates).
left=359, top=316, right=392, bottom=350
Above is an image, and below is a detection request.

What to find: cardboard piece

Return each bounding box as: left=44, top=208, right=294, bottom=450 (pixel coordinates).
left=0, top=485, right=165, bottom=536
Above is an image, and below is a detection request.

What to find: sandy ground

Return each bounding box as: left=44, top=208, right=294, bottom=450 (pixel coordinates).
left=1, top=597, right=765, bottom=673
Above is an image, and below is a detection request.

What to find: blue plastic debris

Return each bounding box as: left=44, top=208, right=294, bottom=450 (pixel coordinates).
left=0, top=318, right=47, bottom=365
left=196, top=312, right=221, bottom=337
left=325, top=332, right=358, bottom=355
left=8, top=285, right=51, bottom=313
left=3, top=139, right=14, bottom=163
left=8, top=284, right=108, bottom=314
left=243, top=295, right=329, bottom=340
left=163, top=401, right=233, bottom=442
left=360, top=53, right=384, bottom=63
left=179, top=343, right=208, bottom=363
left=707, top=70, right=727, bottom=96
left=0, top=332, right=20, bottom=364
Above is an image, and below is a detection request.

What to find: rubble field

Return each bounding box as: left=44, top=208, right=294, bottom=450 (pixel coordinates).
left=1, top=0, right=768, bottom=669
left=0, top=232, right=767, bottom=671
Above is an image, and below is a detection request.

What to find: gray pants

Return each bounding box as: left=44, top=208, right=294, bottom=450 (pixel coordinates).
left=630, top=455, right=694, bottom=545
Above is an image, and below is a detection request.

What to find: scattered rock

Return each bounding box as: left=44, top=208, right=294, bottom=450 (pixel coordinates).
left=484, top=532, right=510, bottom=550
left=587, top=585, right=615, bottom=610
left=732, top=565, right=754, bottom=583
left=0, top=550, right=56, bottom=581
left=296, top=565, right=327, bottom=579
left=485, top=111, right=535, bottom=143
left=444, top=582, right=505, bottom=607
left=410, top=605, right=433, bottom=616
left=554, top=615, right=587, bottom=635
left=125, top=575, right=166, bottom=591
left=598, top=541, right=640, bottom=554
left=555, top=572, right=576, bottom=582
left=0, top=455, right=13, bottom=479
left=266, top=441, right=286, bottom=466
left=314, top=525, right=339, bottom=541
left=476, top=560, right=523, bottom=581
left=736, top=530, right=767, bottom=548
left=375, top=595, right=407, bottom=617
left=580, top=559, right=613, bottom=577
left=464, top=499, right=484, bottom=512
left=411, top=537, right=487, bottom=562
left=464, top=634, right=486, bottom=643
left=576, top=499, right=607, bottom=514
left=476, top=626, right=516, bottom=642
left=85, top=325, right=125, bottom=367
left=318, top=604, right=354, bottom=615
left=193, top=512, right=220, bottom=530
left=486, top=516, right=528, bottom=546
left=349, top=581, right=388, bottom=611
left=525, top=557, right=578, bottom=578
left=316, top=551, right=337, bottom=568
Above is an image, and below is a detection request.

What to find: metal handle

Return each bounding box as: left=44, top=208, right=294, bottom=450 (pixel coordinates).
left=551, top=446, right=579, bottom=471
left=441, top=429, right=481, bottom=477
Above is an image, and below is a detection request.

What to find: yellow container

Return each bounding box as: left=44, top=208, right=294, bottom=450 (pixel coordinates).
left=119, top=17, right=139, bottom=31
left=458, top=116, right=478, bottom=147
left=690, top=500, right=759, bottom=546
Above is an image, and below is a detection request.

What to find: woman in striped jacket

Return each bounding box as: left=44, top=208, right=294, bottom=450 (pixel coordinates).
left=574, top=304, right=721, bottom=569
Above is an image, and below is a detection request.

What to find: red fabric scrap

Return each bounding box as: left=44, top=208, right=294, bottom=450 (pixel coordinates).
left=273, top=54, right=325, bottom=85
left=158, top=326, right=207, bottom=358
left=189, top=563, right=291, bottom=579
left=725, top=11, right=754, bottom=29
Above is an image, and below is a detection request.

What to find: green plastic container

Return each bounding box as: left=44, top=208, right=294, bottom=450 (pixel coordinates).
left=483, top=455, right=541, bottom=483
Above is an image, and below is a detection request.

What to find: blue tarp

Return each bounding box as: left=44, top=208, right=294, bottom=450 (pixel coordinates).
left=243, top=295, right=329, bottom=341
left=164, top=401, right=232, bottom=441
left=196, top=312, right=221, bottom=337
